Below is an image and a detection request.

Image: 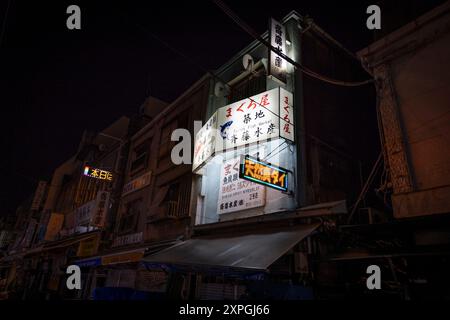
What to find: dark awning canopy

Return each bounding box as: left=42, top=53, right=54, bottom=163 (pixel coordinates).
left=142, top=223, right=320, bottom=272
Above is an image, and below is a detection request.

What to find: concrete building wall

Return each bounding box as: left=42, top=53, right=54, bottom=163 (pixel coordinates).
left=358, top=1, right=450, bottom=218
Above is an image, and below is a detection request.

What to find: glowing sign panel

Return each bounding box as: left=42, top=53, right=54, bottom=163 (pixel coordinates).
left=84, top=166, right=113, bottom=181
left=192, top=88, right=295, bottom=172
left=239, top=155, right=288, bottom=192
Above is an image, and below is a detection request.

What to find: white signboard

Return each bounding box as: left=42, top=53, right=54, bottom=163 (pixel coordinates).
left=217, top=88, right=280, bottom=151
left=269, top=18, right=287, bottom=84
left=193, top=88, right=295, bottom=172
left=279, top=88, right=294, bottom=141
left=73, top=191, right=110, bottom=227
left=193, top=112, right=218, bottom=171
left=75, top=199, right=96, bottom=225
left=217, top=157, right=265, bottom=214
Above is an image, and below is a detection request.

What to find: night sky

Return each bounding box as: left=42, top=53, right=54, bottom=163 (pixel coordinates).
left=0, top=0, right=443, bottom=216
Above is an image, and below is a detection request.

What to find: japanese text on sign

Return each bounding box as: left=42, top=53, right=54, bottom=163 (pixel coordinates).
left=218, top=157, right=265, bottom=214
left=269, top=18, right=287, bottom=84
left=193, top=88, right=295, bottom=172
left=84, top=166, right=113, bottom=181
left=239, top=155, right=288, bottom=192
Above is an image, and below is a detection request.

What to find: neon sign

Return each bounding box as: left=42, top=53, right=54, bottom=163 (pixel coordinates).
left=83, top=166, right=113, bottom=181
left=239, top=155, right=288, bottom=192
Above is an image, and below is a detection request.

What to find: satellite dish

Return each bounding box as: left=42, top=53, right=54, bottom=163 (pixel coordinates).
left=242, top=54, right=254, bottom=70
left=261, top=58, right=269, bottom=73
left=98, top=144, right=107, bottom=152
left=214, top=82, right=228, bottom=98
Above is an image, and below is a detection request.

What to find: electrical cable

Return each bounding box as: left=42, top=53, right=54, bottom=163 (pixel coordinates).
left=114, top=7, right=364, bottom=163
left=262, top=140, right=286, bottom=161
left=265, top=144, right=290, bottom=162
left=0, top=0, right=12, bottom=48
left=213, top=0, right=374, bottom=87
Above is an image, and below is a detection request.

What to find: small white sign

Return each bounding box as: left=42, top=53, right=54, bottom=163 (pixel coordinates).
left=217, top=157, right=265, bottom=214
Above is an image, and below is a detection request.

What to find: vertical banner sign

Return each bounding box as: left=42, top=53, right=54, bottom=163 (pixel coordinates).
left=31, top=181, right=47, bottom=211
left=193, top=112, right=218, bottom=171
left=217, top=157, right=265, bottom=214
left=279, top=88, right=294, bottom=141
left=91, top=191, right=110, bottom=228
left=269, top=18, right=287, bottom=84
left=44, top=213, right=64, bottom=241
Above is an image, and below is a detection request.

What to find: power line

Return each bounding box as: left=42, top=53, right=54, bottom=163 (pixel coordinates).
left=213, top=0, right=374, bottom=87
left=0, top=0, right=12, bottom=48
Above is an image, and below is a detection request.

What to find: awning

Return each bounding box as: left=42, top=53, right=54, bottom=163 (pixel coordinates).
left=73, top=239, right=181, bottom=267
left=142, top=223, right=320, bottom=272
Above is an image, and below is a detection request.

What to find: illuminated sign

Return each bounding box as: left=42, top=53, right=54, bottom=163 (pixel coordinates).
left=84, top=166, right=113, bottom=181
left=269, top=18, right=287, bottom=84
left=217, top=88, right=281, bottom=151
left=239, top=155, right=288, bottom=192
left=193, top=88, right=295, bottom=172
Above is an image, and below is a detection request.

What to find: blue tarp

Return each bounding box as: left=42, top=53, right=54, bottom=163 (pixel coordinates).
left=73, top=257, right=101, bottom=267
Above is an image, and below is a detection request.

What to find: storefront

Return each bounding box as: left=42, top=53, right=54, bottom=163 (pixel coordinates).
left=142, top=223, right=320, bottom=299
left=73, top=240, right=178, bottom=300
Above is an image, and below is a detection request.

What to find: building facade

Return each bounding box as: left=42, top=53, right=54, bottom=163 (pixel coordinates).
left=142, top=11, right=378, bottom=300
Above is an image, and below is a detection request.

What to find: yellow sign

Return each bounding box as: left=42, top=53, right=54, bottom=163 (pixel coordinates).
left=122, top=171, right=152, bottom=196
left=240, top=155, right=288, bottom=192
left=77, top=236, right=100, bottom=257
left=44, top=213, right=64, bottom=241
left=84, top=166, right=113, bottom=181
left=101, top=250, right=144, bottom=265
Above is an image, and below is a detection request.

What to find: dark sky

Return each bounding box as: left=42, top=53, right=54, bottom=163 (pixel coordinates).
left=0, top=0, right=444, bottom=216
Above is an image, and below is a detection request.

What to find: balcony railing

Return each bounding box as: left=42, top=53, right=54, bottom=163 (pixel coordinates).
left=165, top=201, right=179, bottom=218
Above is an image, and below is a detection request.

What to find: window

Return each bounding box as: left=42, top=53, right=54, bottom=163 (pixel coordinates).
left=119, top=199, right=142, bottom=234
left=130, top=140, right=150, bottom=174
left=161, top=182, right=180, bottom=218
left=158, top=120, right=178, bottom=158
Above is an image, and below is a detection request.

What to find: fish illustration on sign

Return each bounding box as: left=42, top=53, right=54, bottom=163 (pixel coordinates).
left=219, top=121, right=233, bottom=139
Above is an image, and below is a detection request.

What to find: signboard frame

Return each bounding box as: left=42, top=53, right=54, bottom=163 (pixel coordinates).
left=239, top=155, right=289, bottom=192
left=193, top=88, right=295, bottom=172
